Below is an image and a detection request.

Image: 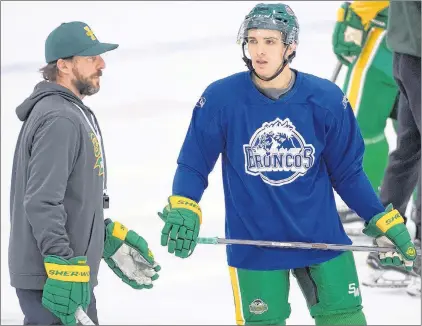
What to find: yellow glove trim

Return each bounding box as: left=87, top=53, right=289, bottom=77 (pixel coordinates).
left=44, top=263, right=90, bottom=282
left=406, top=247, right=416, bottom=258
left=169, top=195, right=202, bottom=224
left=337, top=7, right=345, bottom=22
left=112, top=221, right=128, bottom=241
left=148, top=249, right=154, bottom=259
left=375, top=209, right=405, bottom=233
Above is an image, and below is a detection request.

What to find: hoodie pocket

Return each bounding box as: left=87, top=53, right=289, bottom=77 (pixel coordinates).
left=84, top=212, right=96, bottom=256
left=84, top=210, right=105, bottom=278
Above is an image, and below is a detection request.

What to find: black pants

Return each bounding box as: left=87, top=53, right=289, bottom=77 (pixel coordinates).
left=379, top=53, right=421, bottom=240
left=15, top=288, right=99, bottom=325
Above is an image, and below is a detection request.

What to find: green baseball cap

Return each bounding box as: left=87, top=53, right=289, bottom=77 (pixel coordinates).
left=45, top=21, right=119, bottom=63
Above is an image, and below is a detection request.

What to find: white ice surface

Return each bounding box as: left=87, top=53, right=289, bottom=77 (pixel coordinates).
left=1, top=1, right=420, bottom=324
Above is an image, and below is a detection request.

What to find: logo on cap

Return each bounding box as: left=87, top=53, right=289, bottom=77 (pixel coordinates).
left=84, top=26, right=97, bottom=41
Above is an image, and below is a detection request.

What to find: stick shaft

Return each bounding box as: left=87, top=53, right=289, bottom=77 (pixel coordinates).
left=330, top=60, right=343, bottom=83
left=197, top=237, right=421, bottom=255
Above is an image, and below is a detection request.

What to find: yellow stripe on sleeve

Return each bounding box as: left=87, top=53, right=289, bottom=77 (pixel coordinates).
left=350, top=1, right=389, bottom=26
left=346, top=27, right=385, bottom=115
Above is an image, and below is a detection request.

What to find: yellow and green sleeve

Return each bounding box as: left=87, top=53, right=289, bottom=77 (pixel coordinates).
left=350, top=1, right=389, bottom=28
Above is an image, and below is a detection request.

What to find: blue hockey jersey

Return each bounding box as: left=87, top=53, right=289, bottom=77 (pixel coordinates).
left=172, top=70, right=385, bottom=270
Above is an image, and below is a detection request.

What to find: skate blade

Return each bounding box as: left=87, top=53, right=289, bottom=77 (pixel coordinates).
left=362, top=270, right=412, bottom=288
left=363, top=281, right=410, bottom=288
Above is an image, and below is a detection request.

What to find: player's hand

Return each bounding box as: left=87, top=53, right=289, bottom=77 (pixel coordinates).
left=332, top=2, right=366, bottom=66
left=158, top=195, right=202, bottom=258
left=102, top=219, right=161, bottom=289
left=363, top=205, right=417, bottom=271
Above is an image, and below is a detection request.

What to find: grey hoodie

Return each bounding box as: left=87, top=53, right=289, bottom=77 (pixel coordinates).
left=9, top=81, right=107, bottom=289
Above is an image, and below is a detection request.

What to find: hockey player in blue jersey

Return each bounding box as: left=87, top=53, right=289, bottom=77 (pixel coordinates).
left=157, top=3, right=417, bottom=325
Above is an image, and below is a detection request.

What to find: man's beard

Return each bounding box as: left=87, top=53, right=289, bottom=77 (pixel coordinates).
left=71, top=68, right=101, bottom=96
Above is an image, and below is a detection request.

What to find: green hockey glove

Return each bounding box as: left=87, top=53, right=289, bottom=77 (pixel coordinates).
left=158, top=195, right=202, bottom=258
left=103, top=219, right=160, bottom=289
left=42, top=256, right=91, bottom=325
left=332, top=2, right=366, bottom=66
left=363, top=205, right=417, bottom=271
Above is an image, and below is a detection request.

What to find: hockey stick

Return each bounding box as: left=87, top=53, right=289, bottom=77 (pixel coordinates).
left=75, top=306, right=95, bottom=325
left=330, top=60, right=343, bottom=83
left=197, top=237, right=421, bottom=255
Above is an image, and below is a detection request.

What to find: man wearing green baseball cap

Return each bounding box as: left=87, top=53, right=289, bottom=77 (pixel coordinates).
left=9, top=21, right=161, bottom=325
left=45, top=21, right=119, bottom=63
left=41, top=21, right=119, bottom=97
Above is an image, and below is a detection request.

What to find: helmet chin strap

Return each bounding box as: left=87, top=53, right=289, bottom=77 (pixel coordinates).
left=242, top=42, right=296, bottom=82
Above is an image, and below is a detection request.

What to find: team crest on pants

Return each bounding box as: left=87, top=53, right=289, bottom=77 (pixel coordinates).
left=249, top=299, right=268, bottom=315
left=243, top=118, right=315, bottom=186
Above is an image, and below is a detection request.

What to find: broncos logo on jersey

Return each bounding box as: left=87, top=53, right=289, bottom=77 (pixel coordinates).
left=243, top=118, right=315, bottom=186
